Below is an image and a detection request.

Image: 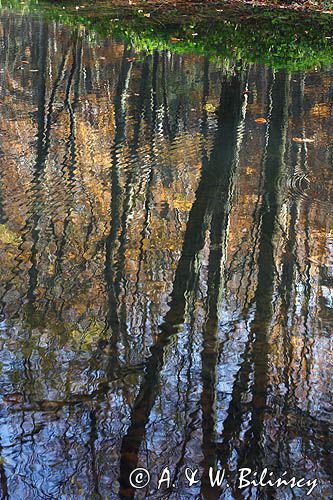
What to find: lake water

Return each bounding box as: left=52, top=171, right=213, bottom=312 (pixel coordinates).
left=0, top=9, right=332, bottom=500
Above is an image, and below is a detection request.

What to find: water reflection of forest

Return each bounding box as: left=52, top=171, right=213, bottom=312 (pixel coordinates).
left=0, top=12, right=332, bottom=500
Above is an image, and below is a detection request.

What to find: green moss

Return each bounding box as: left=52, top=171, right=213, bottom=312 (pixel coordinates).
left=1, top=0, right=333, bottom=71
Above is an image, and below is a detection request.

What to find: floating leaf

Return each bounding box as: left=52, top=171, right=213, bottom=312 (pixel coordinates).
left=308, top=256, right=321, bottom=265
left=204, top=103, right=216, bottom=113
left=143, top=13, right=151, bottom=18
left=255, top=117, right=267, bottom=124
left=170, top=37, right=181, bottom=43
left=245, top=166, right=256, bottom=175
left=292, top=137, right=315, bottom=143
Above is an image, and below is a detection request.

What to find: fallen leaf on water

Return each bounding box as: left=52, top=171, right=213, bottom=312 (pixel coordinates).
left=308, top=256, right=321, bottom=265
left=292, top=137, right=315, bottom=143
left=255, top=117, right=267, bottom=124
left=204, top=103, right=216, bottom=113
left=245, top=166, right=256, bottom=175
left=143, top=12, right=151, bottom=17
left=21, top=60, right=29, bottom=64
left=170, top=37, right=181, bottom=42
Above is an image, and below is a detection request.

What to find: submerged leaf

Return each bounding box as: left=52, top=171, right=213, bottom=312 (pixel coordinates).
left=0, top=224, right=20, bottom=245
left=40, top=400, right=63, bottom=410
left=3, top=393, right=24, bottom=403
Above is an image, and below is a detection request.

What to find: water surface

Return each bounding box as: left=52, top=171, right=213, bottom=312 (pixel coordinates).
left=0, top=10, right=332, bottom=499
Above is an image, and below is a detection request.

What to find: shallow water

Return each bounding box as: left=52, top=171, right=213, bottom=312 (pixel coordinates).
left=0, top=10, right=332, bottom=500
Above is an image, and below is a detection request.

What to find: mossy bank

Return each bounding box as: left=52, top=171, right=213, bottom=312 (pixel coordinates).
left=1, top=0, right=333, bottom=70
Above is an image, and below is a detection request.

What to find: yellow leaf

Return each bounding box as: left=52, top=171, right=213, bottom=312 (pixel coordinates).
left=73, top=303, right=86, bottom=316
left=0, top=224, right=20, bottom=245
left=173, top=197, right=192, bottom=211
left=142, top=238, right=149, bottom=250
left=245, top=166, right=256, bottom=175
left=204, top=103, right=216, bottom=113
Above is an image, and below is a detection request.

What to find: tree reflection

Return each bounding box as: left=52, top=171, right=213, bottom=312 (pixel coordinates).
left=0, top=11, right=332, bottom=500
